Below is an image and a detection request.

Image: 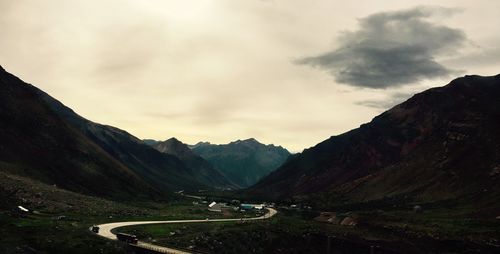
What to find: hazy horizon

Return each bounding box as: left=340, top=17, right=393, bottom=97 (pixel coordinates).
left=1, top=0, right=499, bottom=151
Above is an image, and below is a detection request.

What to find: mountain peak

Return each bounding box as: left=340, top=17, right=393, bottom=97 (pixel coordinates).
left=447, top=74, right=500, bottom=88
left=156, top=137, right=189, bottom=152
left=152, top=138, right=235, bottom=188
left=165, top=137, right=181, bottom=144
left=191, top=138, right=291, bottom=188
left=232, top=138, right=260, bottom=145
left=241, top=138, right=259, bottom=144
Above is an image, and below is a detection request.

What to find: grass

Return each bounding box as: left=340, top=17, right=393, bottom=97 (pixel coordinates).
left=118, top=206, right=500, bottom=254
left=119, top=210, right=393, bottom=254
left=358, top=208, right=500, bottom=241
left=1, top=170, right=498, bottom=253
left=2, top=199, right=499, bottom=254
left=0, top=212, right=125, bottom=254
left=0, top=199, right=238, bottom=254
left=0, top=170, right=254, bottom=254
left=0, top=188, right=246, bottom=254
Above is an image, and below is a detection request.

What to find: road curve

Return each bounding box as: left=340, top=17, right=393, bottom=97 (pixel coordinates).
left=93, top=208, right=277, bottom=254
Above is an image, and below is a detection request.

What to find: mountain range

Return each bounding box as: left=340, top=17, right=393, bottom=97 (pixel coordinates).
left=0, top=66, right=210, bottom=199
left=150, top=138, right=236, bottom=189
left=190, top=139, right=291, bottom=188
left=3, top=63, right=499, bottom=218
left=250, top=74, right=500, bottom=214
left=0, top=65, right=291, bottom=199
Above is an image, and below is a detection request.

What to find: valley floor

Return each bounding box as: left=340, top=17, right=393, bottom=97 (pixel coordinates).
left=118, top=207, right=500, bottom=254
left=1, top=172, right=499, bottom=254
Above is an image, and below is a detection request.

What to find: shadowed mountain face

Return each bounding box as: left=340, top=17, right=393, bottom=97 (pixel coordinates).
left=151, top=138, right=236, bottom=189
left=191, top=139, right=291, bottom=188
left=143, top=139, right=160, bottom=146
left=251, top=74, right=500, bottom=211
left=0, top=66, right=207, bottom=199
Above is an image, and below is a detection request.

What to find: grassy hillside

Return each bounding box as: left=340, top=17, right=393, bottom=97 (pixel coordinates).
left=0, top=170, right=236, bottom=253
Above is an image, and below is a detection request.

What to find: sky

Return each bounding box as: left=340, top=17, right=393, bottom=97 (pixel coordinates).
left=1, top=0, right=499, bottom=152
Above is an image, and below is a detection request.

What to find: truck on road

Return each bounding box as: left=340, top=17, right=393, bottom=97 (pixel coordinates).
left=116, top=232, right=138, bottom=244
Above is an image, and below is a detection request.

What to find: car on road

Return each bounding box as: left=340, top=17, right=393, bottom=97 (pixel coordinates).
left=116, top=232, right=138, bottom=244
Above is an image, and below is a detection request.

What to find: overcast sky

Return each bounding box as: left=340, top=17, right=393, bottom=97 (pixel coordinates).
left=1, top=0, right=499, bottom=151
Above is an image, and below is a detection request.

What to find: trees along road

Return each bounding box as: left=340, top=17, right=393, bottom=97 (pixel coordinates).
left=93, top=208, right=278, bottom=254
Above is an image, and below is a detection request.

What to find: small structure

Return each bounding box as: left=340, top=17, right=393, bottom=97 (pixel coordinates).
left=268, top=203, right=276, bottom=208
left=240, top=203, right=266, bottom=212
left=208, top=202, right=230, bottom=212
left=17, top=206, right=29, bottom=213
left=254, top=204, right=264, bottom=210
left=240, top=204, right=255, bottom=211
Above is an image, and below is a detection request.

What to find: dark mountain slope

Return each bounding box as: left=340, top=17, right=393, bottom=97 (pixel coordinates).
left=0, top=66, right=157, bottom=199
left=37, top=93, right=204, bottom=193
left=143, top=139, right=160, bottom=146
left=0, top=66, right=207, bottom=198
left=151, top=138, right=235, bottom=189
left=191, top=138, right=291, bottom=188
left=251, top=74, right=500, bottom=209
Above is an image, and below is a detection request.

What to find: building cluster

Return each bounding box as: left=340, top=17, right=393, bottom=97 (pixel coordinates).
left=206, top=201, right=267, bottom=214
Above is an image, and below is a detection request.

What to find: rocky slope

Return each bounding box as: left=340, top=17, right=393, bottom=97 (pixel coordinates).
left=250, top=74, right=500, bottom=213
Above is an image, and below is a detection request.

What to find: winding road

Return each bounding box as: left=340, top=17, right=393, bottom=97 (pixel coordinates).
left=93, top=208, right=277, bottom=254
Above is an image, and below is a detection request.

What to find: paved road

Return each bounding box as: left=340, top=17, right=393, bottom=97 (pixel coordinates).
left=182, top=194, right=204, bottom=200
left=93, top=208, right=277, bottom=254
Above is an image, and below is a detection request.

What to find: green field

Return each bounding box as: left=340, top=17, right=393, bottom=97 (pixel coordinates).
left=1, top=178, right=499, bottom=254
left=119, top=206, right=500, bottom=254
left=0, top=195, right=243, bottom=254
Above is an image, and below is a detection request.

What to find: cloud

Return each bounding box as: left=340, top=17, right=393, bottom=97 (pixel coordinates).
left=296, top=6, right=466, bottom=88
left=442, top=46, right=500, bottom=68
left=355, top=92, right=415, bottom=109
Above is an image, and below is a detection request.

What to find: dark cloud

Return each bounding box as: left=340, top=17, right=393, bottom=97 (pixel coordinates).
left=296, top=6, right=466, bottom=88
left=355, top=92, right=415, bottom=109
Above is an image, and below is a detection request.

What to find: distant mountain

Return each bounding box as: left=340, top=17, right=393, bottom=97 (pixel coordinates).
left=250, top=74, right=500, bottom=213
left=0, top=65, right=207, bottom=199
left=150, top=138, right=236, bottom=189
left=143, top=139, right=160, bottom=146
left=190, top=138, right=291, bottom=188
